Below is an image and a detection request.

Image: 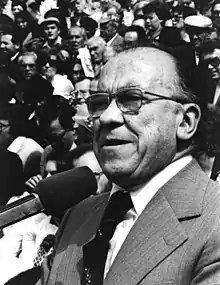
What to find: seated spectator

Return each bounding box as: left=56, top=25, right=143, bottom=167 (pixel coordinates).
left=66, top=143, right=111, bottom=194
left=40, top=17, right=64, bottom=49
left=0, top=104, right=43, bottom=180
left=38, top=49, right=74, bottom=99
left=87, top=36, right=106, bottom=76
left=184, top=14, right=213, bottom=63
left=37, top=96, right=77, bottom=179
left=123, top=24, right=147, bottom=48
left=99, top=15, right=124, bottom=52
left=15, top=51, right=53, bottom=115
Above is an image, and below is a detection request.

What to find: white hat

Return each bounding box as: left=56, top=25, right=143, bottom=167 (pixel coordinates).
left=184, top=15, right=212, bottom=29
left=39, top=17, right=60, bottom=26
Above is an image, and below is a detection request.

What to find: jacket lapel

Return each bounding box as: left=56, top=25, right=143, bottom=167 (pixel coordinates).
left=49, top=193, right=110, bottom=285
left=104, top=159, right=209, bottom=285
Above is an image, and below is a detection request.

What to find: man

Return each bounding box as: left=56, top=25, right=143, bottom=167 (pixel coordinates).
left=15, top=52, right=53, bottom=114
left=184, top=14, right=213, bottom=63
left=68, top=25, right=87, bottom=56
left=40, top=46, right=220, bottom=284
left=41, top=17, right=63, bottom=49
left=87, top=36, right=106, bottom=76
left=211, top=0, right=220, bottom=39
left=100, top=16, right=124, bottom=52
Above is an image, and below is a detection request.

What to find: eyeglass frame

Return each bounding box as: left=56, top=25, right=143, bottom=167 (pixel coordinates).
left=85, top=86, right=191, bottom=118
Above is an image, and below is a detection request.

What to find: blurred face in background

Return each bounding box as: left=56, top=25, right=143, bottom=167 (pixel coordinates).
left=212, top=3, right=220, bottom=30
left=15, top=16, right=28, bottom=29
left=45, top=160, right=58, bottom=178
left=0, top=34, right=17, bottom=58
left=72, top=63, right=84, bottom=83
left=202, top=48, right=220, bottom=82
left=44, top=23, right=60, bottom=41
left=73, top=0, right=86, bottom=14
left=12, top=4, right=24, bottom=15
left=41, top=55, right=57, bottom=80
left=144, top=11, right=161, bottom=32
left=87, top=40, right=105, bottom=65
left=68, top=27, right=85, bottom=52
left=0, top=119, right=11, bottom=148
left=124, top=31, right=139, bottom=49
left=74, top=80, right=90, bottom=119
left=20, top=54, right=37, bottom=80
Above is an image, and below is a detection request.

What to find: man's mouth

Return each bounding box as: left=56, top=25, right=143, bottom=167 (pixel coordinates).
left=101, top=138, right=131, bottom=147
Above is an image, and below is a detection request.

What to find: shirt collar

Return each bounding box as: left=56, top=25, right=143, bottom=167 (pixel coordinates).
left=111, top=155, right=193, bottom=217
left=43, top=36, right=62, bottom=48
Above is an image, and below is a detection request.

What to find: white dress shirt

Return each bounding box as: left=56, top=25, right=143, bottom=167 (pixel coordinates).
left=104, top=155, right=192, bottom=278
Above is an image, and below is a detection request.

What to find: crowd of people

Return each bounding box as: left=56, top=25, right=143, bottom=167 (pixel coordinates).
left=1, top=0, right=220, bottom=283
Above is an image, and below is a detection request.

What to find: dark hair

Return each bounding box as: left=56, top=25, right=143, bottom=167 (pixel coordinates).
left=37, top=48, right=62, bottom=73
left=198, top=39, right=220, bottom=55
left=211, top=0, right=220, bottom=14
left=11, top=0, right=27, bottom=11
left=37, top=95, right=76, bottom=131
left=171, top=5, right=197, bottom=18
left=143, top=1, right=168, bottom=21
left=65, top=143, right=93, bottom=169
left=123, top=25, right=147, bottom=45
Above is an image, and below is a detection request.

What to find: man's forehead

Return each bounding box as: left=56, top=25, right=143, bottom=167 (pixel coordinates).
left=99, top=48, right=176, bottom=89
left=203, top=48, right=220, bottom=59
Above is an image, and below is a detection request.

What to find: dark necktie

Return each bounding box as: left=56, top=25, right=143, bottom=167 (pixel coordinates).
left=83, top=191, right=133, bottom=285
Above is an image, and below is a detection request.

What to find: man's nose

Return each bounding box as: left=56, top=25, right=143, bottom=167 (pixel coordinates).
left=99, top=99, right=123, bottom=125
left=0, top=43, right=5, bottom=48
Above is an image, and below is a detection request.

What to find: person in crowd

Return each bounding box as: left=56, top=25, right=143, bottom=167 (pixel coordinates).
left=35, top=96, right=77, bottom=181
left=123, top=24, right=147, bottom=48
left=0, top=104, right=43, bottom=180
left=0, top=28, right=22, bottom=82
left=100, top=15, right=124, bottom=52
left=184, top=14, right=213, bottom=63
left=40, top=45, right=220, bottom=285
left=41, top=17, right=63, bottom=49
left=15, top=51, right=53, bottom=115
left=68, top=25, right=88, bottom=58
left=71, top=60, right=86, bottom=85
left=87, top=36, right=107, bottom=77
left=38, top=49, right=74, bottom=99
left=66, top=143, right=111, bottom=194
left=211, top=0, right=220, bottom=39
left=11, top=0, right=27, bottom=16
left=132, top=14, right=145, bottom=28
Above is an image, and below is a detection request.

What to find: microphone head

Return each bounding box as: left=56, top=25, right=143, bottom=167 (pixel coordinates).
left=34, top=166, right=97, bottom=217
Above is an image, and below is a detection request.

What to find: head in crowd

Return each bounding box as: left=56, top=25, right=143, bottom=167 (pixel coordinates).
left=132, top=15, right=145, bottom=29
left=87, top=36, right=106, bottom=65
left=44, top=151, right=66, bottom=178
left=11, top=0, right=26, bottom=15
left=72, top=0, right=87, bottom=15
left=37, top=96, right=76, bottom=152
left=170, top=5, right=196, bottom=29
left=211, top=0, right=220, bottom=31
left=0, top=105, right=29, bottom=148
left=199, top=39, right=220, bottom=83
left=68, top=26, right=87, bottom=54
left=71, top=60, right=85, bottom=84
left=143, top=2, right=163, bottom=35
left=66, top=143, right=111, bottom=194
left=86, top=45, right=220, bottom=187
left=38, top=49, right=62, bottom=81
left=102, top=0, right=122, bottom=22
left=184, top=15, right=213, bottom=50
left=74, top=79, right=91, bottom=119
left=18, top=51, right=37, bottom=80
left=0, top=31, right=20, bottom=59
left=41, top=17, right=60, bottom=43
left=14, top=11, right=29, bottom=30
left=100, top=17, right=120, bottom=42
left=179, top=0, right=196, bottom=9
left=102, top=46, right=116, bottom=64
left=123, top=25, right=147, bottom=49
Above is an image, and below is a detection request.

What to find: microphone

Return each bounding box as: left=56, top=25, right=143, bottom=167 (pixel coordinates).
left=0, top=166, right=97, bottom=229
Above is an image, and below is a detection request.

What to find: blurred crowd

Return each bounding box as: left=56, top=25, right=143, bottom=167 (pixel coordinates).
left=1, top=0, right=220, bottom=283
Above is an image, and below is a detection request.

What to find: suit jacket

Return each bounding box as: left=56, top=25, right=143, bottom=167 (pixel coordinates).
left=41, top=159, right=220, bottom=285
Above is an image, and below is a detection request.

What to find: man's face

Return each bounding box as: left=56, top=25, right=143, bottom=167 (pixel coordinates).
left=0, top=34, right=17, bottom=58
left=20, top=55, right=37, bottom=80
left=145, top=12, right=161, bottom=32
left=92, top=49, right=182, bottom=188
left=45, top=160, right=58, bottom=178
left=73, top=0, right=86, bottom=14
left=100, top=21, right=116, bottom=42
left=68, top=27, right=85, bottom=52
left=44, top=23, right=60, bottom=41
left=212, top=3, right=220, bottom=30
left=202, top=48, right=220, bottom=82
left=188, top=28, right=211, bottom=50
left=124, top=31, right=139, bottom=49
left=12, top=5, right=24, bottom=14
left=72, top=63, right=84, bottom=83
left=46, top=118, right=73, bottom=152
left=88, top=41, right=105, bottom=64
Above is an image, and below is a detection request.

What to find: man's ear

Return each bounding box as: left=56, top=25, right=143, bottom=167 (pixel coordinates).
left=177, top=103, right=201, bottom=141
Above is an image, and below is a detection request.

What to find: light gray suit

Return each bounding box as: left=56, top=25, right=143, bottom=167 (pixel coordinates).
left=42, top=159, right=220, bottom=285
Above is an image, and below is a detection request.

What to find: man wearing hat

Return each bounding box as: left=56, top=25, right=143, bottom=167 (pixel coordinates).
left=184, top=14, right=213, bottom=63
left=41, top=17, right=64, bottom=49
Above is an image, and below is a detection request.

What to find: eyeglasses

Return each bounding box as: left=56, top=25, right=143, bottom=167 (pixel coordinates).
left=42, top=58, right=57, bottom=67
left=85, top=87, right=188, bottom=118
left=20, top=63, right=36, bottom=69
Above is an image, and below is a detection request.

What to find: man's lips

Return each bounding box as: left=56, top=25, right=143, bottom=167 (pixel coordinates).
left=100, top=138, right=132, bottom=147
